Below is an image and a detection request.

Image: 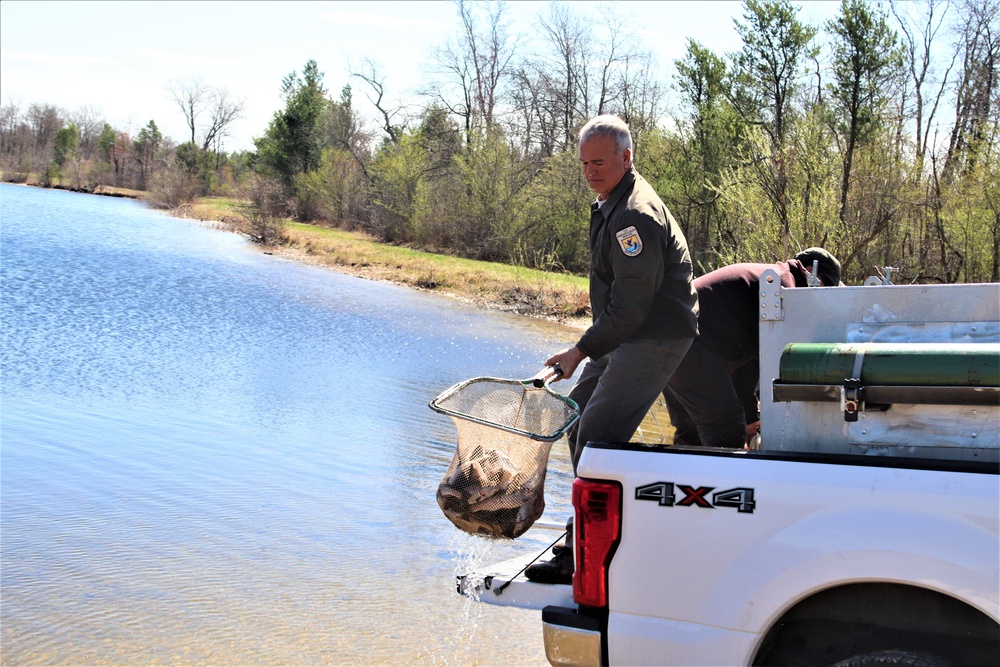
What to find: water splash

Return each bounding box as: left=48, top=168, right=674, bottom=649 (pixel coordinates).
left=449, top=531, right=500, bottom=603
left=410, top=532, right=503, bottom=666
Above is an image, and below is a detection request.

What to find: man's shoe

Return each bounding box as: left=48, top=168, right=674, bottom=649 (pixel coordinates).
left=525, top=546, right=573, bottom=584
left=551, top=544, right=571, bottom=557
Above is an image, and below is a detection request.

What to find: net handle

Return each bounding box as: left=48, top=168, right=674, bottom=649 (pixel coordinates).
left=529, top=364, right=563, bottom=388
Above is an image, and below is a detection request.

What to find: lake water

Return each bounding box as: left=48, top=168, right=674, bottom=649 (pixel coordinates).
left=0, top=183, right=580, bottom=665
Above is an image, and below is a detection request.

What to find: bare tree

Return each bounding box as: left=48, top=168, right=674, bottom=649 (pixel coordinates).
left=350, top=57, right=404, bottom=145
left=168, top=78, right=207, bottom=146
left=202, top=88, right=244, bottom=153
left=0, top=101, right=27, bottom=172
left=512, top=3, right=657, bottom=154
left=167, top=77, right=244, bottom=151
left=944, top=0, right=999, bottom=179
left=594, top=8, right=629, bottom=116
left=539, top=2, right=592, bottom=149
left=612, top=49, right=666, bottom=147
left=509, top=63, right=556, bottom=156
left=26, top=103, right=63, bottom=172
left=426, top=35, right=475, bottom=143
left=425, top=0, right=517, bottom=144
left=891, top=0, right=957, bottom=172
left=458, top=0, right=517, bottom=131
left=68, top=105, right=106, bottom=161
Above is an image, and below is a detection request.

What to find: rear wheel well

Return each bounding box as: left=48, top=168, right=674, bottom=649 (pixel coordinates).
left=752, top=583, right=999, bottom=666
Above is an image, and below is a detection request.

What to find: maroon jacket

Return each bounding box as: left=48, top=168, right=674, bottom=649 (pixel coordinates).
left=694, top=260, right=810, bottom=364
left=691, top=260, right=810, bottom=422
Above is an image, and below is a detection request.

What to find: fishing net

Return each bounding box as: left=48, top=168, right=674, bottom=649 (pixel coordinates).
left=430, top=372, right=579, bottom=539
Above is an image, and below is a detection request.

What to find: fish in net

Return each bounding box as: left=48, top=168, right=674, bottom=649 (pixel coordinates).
left=430, top=368, right=579, bottom=539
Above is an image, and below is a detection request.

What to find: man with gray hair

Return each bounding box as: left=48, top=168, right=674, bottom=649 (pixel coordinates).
left=527, top=114, right=698, bottom=584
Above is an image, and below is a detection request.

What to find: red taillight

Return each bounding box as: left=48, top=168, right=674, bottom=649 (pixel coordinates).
left=572, top=477, right=622, bottom=608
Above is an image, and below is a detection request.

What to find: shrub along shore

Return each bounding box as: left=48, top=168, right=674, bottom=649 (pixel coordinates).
left=181, top=196, right=592, bottom=330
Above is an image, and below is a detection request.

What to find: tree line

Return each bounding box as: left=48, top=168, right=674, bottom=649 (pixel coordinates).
left=0, top=78, right=250, bottom=207
left=1, top=0, right=996, bottom=284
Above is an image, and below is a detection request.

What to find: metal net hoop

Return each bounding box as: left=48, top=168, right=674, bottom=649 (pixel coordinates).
left=429, top=377, right=578, bottom=441
left=431, top=377, right=579, bottom=539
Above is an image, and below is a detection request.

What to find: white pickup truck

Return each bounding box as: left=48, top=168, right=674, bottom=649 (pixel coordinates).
left=458, top=274, right=999, bottom=667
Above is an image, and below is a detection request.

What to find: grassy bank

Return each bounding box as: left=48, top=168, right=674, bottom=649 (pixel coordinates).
left=185, top=196, right=592, bottom=327
left=1, top=172, right=143, bottom=199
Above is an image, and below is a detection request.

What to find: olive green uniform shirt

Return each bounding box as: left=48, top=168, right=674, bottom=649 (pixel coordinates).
left=577, top=167, right=698, bottom=360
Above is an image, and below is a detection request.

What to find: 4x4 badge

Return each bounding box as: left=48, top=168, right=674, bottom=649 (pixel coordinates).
left=635, top=482, right=756, bottom=513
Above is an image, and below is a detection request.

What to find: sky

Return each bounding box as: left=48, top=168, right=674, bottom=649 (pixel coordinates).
left=0, top=1, right=849, bottom=153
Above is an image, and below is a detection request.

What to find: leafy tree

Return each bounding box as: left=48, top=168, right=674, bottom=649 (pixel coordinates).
left=728, top=0, right=817, bottom=238
left=827, top=0, right=902, bottom=225
left=174, top=141, right=216, bottom=194
left=516, top=148, right=591, bottom=272
left=255, top=59, right=330, bottom=186
left=783, top=106, right=843, bottom=249
left=373, top=108, right=463, bottom=247
left=449, top=129, right=533, bottom=262
left=731, top=0, right=817, bottom=146
left=52, top=123, right=79, bottom=169
left=368, top=131, right=433, bottom=242
left=672, top=40, right=744, bottom=262
left=323, top=84, right=370, bottom=178
left=46, top=123, right=80, bottom=186
left=98, top=123, right=130, bottom=187
left=132, top=120, right=163, bottom=190
left=294, top=146, right=365, bottom=224
left=38, top=3, right=978, bottom=287
left=236, top=173, right=287, bottom=244
left=415, top=105, right=463, bottom=174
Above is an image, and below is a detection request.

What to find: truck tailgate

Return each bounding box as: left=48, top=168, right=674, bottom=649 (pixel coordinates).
left=457, top=551, right=574, bottom=610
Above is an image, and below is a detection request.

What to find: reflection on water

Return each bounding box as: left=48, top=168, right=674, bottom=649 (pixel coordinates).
left=0, top=184, right=578, bottom=665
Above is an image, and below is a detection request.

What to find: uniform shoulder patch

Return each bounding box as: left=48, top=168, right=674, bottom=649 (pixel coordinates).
left=615, top=226, right=643, bottom=256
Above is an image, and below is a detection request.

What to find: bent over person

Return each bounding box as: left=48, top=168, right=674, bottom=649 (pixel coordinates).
left=663, top=248, right=842, bottom=449
left=526, top=115, right=698, bottom=585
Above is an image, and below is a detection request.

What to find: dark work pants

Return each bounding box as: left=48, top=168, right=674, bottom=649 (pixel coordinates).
left=567, top=336, right=693, bottom=472
left=662, top=340, right=747, bottom=449
left=558, top=337, right=692, bottom=545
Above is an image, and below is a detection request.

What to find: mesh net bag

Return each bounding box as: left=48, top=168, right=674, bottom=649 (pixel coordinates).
left=430, top=374, right=579, bottom=539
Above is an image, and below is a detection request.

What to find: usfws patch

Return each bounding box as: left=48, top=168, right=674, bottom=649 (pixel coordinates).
left=616, top=226, right=643, bottom=256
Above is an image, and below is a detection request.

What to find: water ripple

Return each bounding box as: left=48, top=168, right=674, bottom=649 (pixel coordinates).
left=1, top=184, right=578, bottom=665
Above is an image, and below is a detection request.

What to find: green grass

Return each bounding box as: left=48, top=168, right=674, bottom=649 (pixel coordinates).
left=182, top=197, right=591, bottom=324
left=281, top=221, right=591, bottom=321
left=186, top=196, right=245, bottom=223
